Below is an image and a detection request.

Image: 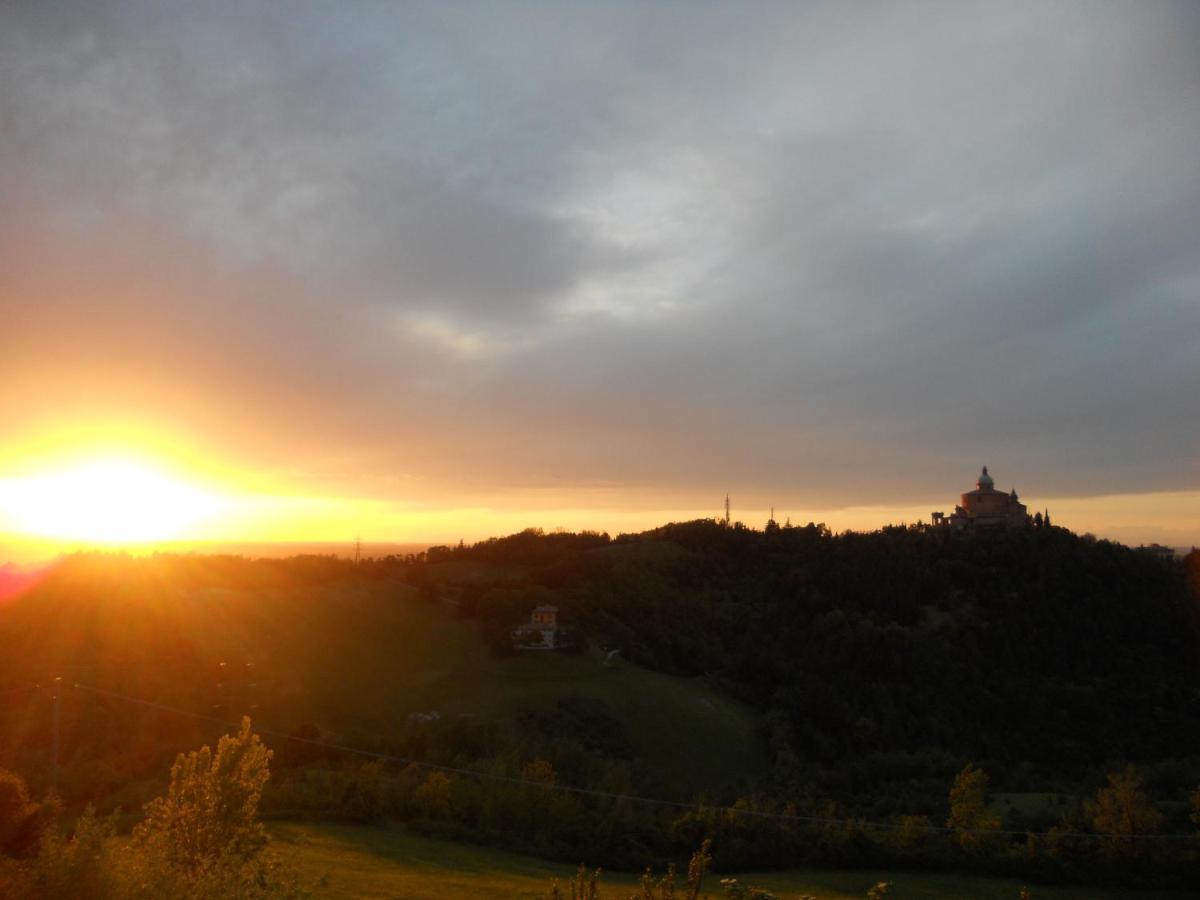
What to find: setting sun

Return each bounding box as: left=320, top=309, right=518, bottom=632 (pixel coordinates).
left=0, top=458, right=223, bottom=544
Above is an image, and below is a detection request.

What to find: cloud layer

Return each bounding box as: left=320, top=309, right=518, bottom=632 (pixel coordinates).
left=2, top=1, right=1198, bottom=514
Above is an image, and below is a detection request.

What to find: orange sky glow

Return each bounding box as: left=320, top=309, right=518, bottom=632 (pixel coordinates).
left=1, top=430, right=1194, bottom=564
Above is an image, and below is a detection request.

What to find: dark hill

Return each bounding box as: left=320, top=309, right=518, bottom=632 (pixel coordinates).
left=430, top=522, right=1200, bottom=788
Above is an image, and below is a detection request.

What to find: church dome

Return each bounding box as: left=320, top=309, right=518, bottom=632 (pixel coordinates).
left=977, top=466, right=994, bottom=490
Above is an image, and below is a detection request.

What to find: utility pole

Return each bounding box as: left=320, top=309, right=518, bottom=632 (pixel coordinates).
left=215, top=660, right=258, bottom=727
left=243, top=661, right=259, bottom=720
left=50, top=676, right=61, bottom=795
left=216, top=661, right=230, bottom=723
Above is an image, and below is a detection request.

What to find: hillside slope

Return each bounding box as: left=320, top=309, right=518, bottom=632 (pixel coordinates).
left=0, top=553, right=767, bottom=801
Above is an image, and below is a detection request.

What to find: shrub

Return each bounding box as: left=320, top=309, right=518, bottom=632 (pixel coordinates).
left=0, top=769, right=57, bottom=859
left=18, top=807, right=116, bottom=899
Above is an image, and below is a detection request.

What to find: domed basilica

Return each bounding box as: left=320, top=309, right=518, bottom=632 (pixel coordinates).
left=931, top=466, right=1032, bottom=532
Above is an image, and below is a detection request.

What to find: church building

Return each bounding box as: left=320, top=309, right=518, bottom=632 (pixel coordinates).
left=931, top=466, right=1031, bottom=532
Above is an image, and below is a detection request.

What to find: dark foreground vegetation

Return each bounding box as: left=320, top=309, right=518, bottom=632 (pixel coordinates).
left=1, top=521, right=1198, bottom=893
left=0, top=719, right=300, bottom=898
left=14, top=722, right=1173, bottom=899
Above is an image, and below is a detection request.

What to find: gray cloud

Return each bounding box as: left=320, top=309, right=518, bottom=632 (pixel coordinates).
left=1, top=1, right=1198, bottom=509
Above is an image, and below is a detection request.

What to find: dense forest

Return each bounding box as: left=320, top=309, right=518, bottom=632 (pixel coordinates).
left=440, top=520, right=1199, bottom=774
left=1, top=521, right=1198, bottom=890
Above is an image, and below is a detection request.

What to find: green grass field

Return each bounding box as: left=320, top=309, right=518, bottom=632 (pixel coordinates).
left=231, top=578, right=768, bottom=795
left=270, top=822, right=1194, bottom=900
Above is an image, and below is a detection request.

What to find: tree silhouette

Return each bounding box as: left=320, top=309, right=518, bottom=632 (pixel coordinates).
left=947, top=764, right=1000, bottom=851
left=1086, top=765, right=1162, bottom=860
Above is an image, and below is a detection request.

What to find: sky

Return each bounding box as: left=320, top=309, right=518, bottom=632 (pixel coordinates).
left=1, top=1, right=1198, bottom=553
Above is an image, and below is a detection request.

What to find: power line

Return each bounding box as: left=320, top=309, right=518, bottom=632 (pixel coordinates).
left=65, top=681, right=1199, bottom=843
left=50, top=677, right=61, bottom=793
left=0, top=682, right=40, bottom=694
left=0, top=682, right=44, bottom=698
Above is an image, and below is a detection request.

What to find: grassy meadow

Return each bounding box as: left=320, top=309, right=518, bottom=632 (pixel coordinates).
left=270, top=822, right=1195, bottom=900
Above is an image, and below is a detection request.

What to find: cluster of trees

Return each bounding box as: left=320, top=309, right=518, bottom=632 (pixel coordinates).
left=262, top=728, right=1200, bottom=891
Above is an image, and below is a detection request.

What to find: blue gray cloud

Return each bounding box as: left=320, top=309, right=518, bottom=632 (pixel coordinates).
left=1, top=1, right=1197, bottom=506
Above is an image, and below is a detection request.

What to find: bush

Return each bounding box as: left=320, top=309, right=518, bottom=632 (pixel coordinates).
left=17, top=807, right=116, bottom=899
left=0, top=769, right=56, bottom=859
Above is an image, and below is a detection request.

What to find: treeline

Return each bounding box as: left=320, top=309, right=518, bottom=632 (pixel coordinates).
left=263, top=746, right=1200, bottom=890
left=414, top=522, right=1200, bottom=774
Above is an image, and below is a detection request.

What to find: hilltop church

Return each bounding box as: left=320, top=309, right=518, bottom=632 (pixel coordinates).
left=932, top=466, right=1034, bottom=532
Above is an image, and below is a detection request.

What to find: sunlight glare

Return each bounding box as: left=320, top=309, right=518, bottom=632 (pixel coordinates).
left=0, top=458, right=224, bottom=544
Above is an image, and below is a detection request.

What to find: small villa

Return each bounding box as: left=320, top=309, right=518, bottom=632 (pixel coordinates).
left=511, top=604, right=559, bottom=650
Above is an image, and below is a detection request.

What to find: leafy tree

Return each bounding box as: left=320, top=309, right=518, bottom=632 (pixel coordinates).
left=339, top=760, right=388, bottom=821
left=522, top=758, right=557, bottom=786
left=133, top=716, right=271, bottom=874
left=1191, top=785, right=1200, bottom=828
left=19, top=806, right=116, bottom=898
left=888, top=814, right=932, bottom=851
left=946, top=764, right=1001, bottom=851
left=684, top=839, right=712, bottom=900
left=1086, top=765, right=1162, bottom=860
left=1184, top=548, right=1200, bottom=608
left=415, top=771, right=453, bottom=819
